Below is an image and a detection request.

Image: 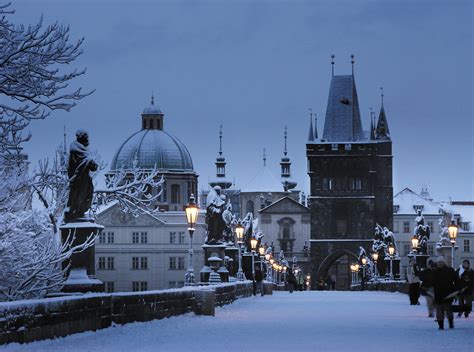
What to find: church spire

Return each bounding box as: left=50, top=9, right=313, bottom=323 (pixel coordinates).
left=331, top=54, right=335, bottom=76
left=369, top=108, right=376, bottom=140
left=351, top=54, right=355, bottom=76
left=209, top=124, right=232, bottom=189
left=314, top=113, right=318, bottom=140
left=281, top=126, right=297, bottom=192
left=376, top=89, right=390, bottom=140
left=308, top=108, right=315, bottom=142
left=263, top=148, right=267, bottom=167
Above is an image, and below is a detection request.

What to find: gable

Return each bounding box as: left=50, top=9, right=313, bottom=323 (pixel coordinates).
left=95, top=202, right=165, bottom=227
left=259, top=196, right=310, bottom=214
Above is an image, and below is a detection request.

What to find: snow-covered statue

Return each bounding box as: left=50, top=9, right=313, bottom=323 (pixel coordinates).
left=414, top=210, right=430, bottom=254
left=205, top=186, right=226, bottom=244
left=382, top=226, right=398, bottom=257
left=222, top=201, right=236, bottom=244
left=372, top=224, right=388, bottom=276
left=64, top=129, right=98, bottom=222
left=436, top=218, right=451, bottom=248
left=358, top=246, right=367, bottom=262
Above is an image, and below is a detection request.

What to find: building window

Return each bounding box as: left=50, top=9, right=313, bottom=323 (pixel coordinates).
left=169, top=257, right=177, bottom=270
left=394, top=205, right=400, bottom=213
left=246, top=200, right=254, bottom=216
left=98, top=257, right=106, bottom=270
left=169, top=232, right=176, bottom=244
left=105, top=282, right=114, bottom=293
left=179, top=232, right=185, bottom=244
left=463, top=240, right=470, bottom=253
left=107, top=232, right=114, bottom=244
left=178, top=257, right=185, bottom=270
left=413, top=205, right=424, bottom=212
left=393, top=222, right=399, bottom=233
left=322, top=178, right=334, bottom=191
left=428, top=244, right=434, bottom=256
left=403, top=222, right=410, bottom=234
left=132, top=281, right=148, bottom=292
left=462, top=222, right=470, bottom=231
left=331, top=144, right=338, bottom=151
left=98, top=232, right=106, bottom=244
left=161, top=180, right=167, bottom=202
left=169, top=256, right=185, bottom=270
left=107, top=257, right=115, bottom=270
left=171, top=184, right=180, bottom=204
left=132, top=256, right=139, bottom=269
left=132, top=232, right=139, bottom=244
left=350, top=178, right=362, bottom=190
left=344, top=144, right=352, bottom=151
left=141, top=232, right=148, bottom=244
left=141, top=257, right=148, bottom=269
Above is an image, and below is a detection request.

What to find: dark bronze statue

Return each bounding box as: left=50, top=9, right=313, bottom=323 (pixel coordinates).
left=64, top=130, right=98, bottom=222
left=205, top=186, right=226, bottom=244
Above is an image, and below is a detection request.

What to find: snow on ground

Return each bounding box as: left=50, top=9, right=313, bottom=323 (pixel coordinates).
left=3, top=291, right=472, bottom=352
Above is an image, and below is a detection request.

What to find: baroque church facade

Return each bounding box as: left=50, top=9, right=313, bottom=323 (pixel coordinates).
left=307, top=59, right=393, bottom=289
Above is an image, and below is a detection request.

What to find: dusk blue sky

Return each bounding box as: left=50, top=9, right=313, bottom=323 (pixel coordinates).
left=14, top=0, right=473, bottom=201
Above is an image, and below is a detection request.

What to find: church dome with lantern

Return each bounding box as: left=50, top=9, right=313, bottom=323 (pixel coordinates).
left=109, top=96, right=198, bottom=211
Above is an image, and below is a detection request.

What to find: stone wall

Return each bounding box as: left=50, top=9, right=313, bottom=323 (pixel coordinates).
left=350, top=281, right=408, bottom=294
left=0, top=281, right=269, bottom=345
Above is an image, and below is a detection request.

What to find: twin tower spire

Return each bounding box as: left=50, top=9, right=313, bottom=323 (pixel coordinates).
left=209, top=126, right=297, bottom=192
left=308, top=55, right=390, bottom=143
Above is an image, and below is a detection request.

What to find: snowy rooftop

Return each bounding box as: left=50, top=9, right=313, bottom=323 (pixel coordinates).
left=393, top=188, right=443, bottom=215
left=241, top=164, right=284, bottom=193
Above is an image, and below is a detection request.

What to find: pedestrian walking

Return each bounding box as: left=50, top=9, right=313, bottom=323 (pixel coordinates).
left=417, top=259, right=436, bottom=317
left=255, top=266, right=264, bottom=296
left=455, top=259, right=473, bottom=318
left=407, top=257, right=421, bottom=305
left=433, top=256, right=457, bottom=330
left=287, top=267, right=297, bottom=293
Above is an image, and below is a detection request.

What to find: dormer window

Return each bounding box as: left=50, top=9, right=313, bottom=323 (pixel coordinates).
left=413, top=205, right=424, bottom=212
left=394, top=205, right=400, bottom=213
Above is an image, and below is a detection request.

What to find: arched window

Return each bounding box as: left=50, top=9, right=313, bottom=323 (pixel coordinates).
left=171, top=184, right=180, bottom=204
left=246, top=200, right=254, bottom=216
left=278, top=217, right=295, bottom=254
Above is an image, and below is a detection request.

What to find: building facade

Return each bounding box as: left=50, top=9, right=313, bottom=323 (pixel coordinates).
left=307, top=63, right=393, bottom=289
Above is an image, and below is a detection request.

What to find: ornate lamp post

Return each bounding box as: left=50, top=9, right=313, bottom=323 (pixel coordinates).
left=371, top=252, right=379, bottom=280
left=350, top=264, right=356, bottom=285
left=265, top=253, right=272, bottom=281
left=250, top=237, right=258, bottom=282
left=235, top=221, right=245, bottom=281
left=361, top=257, right=367, bottom=289
left=448, top=219, right=458, bottom=268
left=258, top=245, right=265, bottom=272
left=388, top=245, right=395, bottom=280
left=354, top=263, right=360, bottom=284
left=184, top=194, right=199, bottom=286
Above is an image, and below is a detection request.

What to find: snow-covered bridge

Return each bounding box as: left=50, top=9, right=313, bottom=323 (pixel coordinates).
left=4, top=291, right=472, bottom=352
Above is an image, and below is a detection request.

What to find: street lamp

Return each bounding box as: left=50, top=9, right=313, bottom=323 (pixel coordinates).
left=411, top=235, right=419, bottom=253
left=448, top=219, right=458, bottom=268
left=258, top=245, right=265, bottom=272
left=235, top=221, right=245, bottom=281
left=371, top=252, right=379, bottom=280
left=388, top=245, right=395, bottom=280
left=184, top=194, right=199, bottom=286
left=250, top=237, right=258, bottom=284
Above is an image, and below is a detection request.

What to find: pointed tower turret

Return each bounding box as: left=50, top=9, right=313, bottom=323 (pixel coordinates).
left=142, top=93, right=164, bottom=130
left=369, top=108, right=376, bottom=140
left=376, top=87, right=390, bottom=140
left=281, top=126, right=298, bottom=192
left=314, top=114, right=319, bottom=140
left=308, top=108, right=315, bottom=142
left=209, top=125, right=232, bottom=190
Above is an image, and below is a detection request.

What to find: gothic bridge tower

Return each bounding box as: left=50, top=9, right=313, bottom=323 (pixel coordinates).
left=306, top=56, right=393, bottom=289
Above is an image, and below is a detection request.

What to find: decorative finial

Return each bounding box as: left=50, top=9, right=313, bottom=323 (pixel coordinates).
left=309, top=107, right=313, bottom=119
left=331, top=54, right=335, bottom=76
left=151, top=91, right=154, bottom=106
left=380, top=87, right=384, bottom=107
left=351, top=54, right=355, bottom=76
left=284, top=126, right=288, bottom=156
left=218, top=124, right=223, bottom=156
left=263, top=148, right=267, bottom=167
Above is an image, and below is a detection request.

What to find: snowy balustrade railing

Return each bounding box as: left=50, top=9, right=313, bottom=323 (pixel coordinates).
left=349, top=280, right=408, bottom=294
left=0, top=281, right=272, bottom=345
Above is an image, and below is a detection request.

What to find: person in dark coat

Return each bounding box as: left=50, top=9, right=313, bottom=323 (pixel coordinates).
left=418, top=260, right=436, bottom=317
left=433, top=256, right=457, bottom=329
left=407, top=257, right=421, bottom=305
left=287, top=268, right=297, bottom=293
left=456, top=259, right=473, bottom=318
left=254, top=266, right=264, bottom=296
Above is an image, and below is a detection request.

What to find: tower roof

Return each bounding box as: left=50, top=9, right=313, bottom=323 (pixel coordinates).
left=376, top=106, right=390, bottom=140
left=322, top=75, right=364, bottom=142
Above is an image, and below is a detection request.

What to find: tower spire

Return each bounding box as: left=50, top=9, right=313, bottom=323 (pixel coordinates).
left=263, top=148, right=267, bottom=167
left=331, top=54, right=335, bottom=76
left=351, top=54, right=355, bottom=76
left=218, top=124, right=223, bottom=156
left=369, top=108, right=375, bottom=140
left=283, top=125, right=288, bottom=156
left=281, top=126, right=297, bottom=191
left=151, top=91, right=154, bottom=105
left=314, top=113, right=318, bottom=140
left=380, top=86, right=384, bottom=107
left=308, top=108, right=315, bottom=142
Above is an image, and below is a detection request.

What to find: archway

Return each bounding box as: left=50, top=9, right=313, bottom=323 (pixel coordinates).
left=316, top=250, right=358, bottom=290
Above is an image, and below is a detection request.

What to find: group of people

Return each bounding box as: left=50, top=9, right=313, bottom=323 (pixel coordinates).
left=407, top=257, right=473, bottom=330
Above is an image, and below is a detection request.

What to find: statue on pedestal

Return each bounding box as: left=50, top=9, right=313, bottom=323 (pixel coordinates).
left=205, top=186, right=226, bottom=244
left=414, top=210, right=430, bottom=254
left=64, top=129, right=98, bottom=223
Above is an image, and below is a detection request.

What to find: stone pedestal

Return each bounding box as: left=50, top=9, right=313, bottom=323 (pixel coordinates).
left=384, top=257, right=401, bottom=279
left=60, top=221, right=104, bottom=293
left=200, top=243, right=229, bottom=283
left=415, top=254, right=430, bottom=269
left=224, top=246, right=238, bottom=277
left=436, top=245, right=457, bottom=268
